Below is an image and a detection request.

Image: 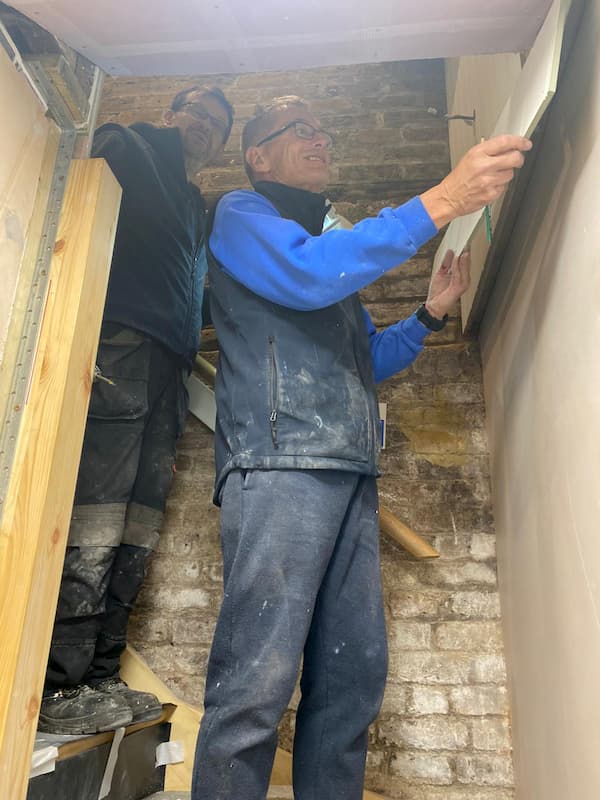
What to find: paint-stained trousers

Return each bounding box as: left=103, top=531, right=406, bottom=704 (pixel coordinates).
left=192, top=469, right=388, bottom=800
left=45, top=323, right=187, bottom=689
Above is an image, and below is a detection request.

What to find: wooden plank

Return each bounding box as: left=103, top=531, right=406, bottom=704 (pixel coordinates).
left=0, top=159, right=121, bottom=800
left=433, top=0, right=572, bottom=289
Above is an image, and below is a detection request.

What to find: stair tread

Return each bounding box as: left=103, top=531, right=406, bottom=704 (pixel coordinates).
left=33, top=703, right=175, bottom=763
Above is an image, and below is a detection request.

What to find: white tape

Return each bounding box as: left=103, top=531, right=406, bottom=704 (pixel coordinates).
left=98, top=726, right=125, bottom=799
left=155, top=739, right=184, bottom=767
left=30, top=744, right=59, bottom=778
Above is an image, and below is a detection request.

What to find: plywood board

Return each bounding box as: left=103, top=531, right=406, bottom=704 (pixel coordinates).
left=0, top=159, right=121, bottom=800
left=433, top=0, right=572, bottom=278
left=0, top=45, right=53, bottom=364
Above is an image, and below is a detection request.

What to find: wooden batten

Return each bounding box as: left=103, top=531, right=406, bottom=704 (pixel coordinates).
left=0, top=159, right=121, bottom=799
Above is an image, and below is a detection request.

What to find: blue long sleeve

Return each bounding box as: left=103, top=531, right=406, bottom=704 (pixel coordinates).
left=362, top=307, right=430, bottom=383
left=210, top=190, right=437, bottom=311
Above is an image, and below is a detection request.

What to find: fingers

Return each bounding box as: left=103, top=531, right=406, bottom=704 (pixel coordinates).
left=481, top=135, right=532, bottom=157
left=456, top=251, right=471, bottom=284
left=451, top=251, right=470, bottom=288
left=440, top=249, right=455, bottom=271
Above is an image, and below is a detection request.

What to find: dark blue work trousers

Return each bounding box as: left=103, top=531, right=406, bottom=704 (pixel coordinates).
left=45, top=323, right=187, bottom=689
left=192, top=469, right=388, bottom=800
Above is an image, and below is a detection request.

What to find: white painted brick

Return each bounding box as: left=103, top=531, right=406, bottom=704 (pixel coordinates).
left=388, top=591, right=445, bottom=619
left=450, top=686, right=508, bottom=716
left=471, top=717, right=512, bottom=752
left=380, top=716, right=469, bottom=750
left=142, top=586, right=211, bottom=611
left=470, top=655, right=507, bottom=684
left=128, top=614, right=171, bottom=645
left=456, top=754, right=514, bottom=786
left=425, top=562, right=498, bottom=588
left=470, top=533, right=497, bottom=560
left=389, top=622, right=432, bottom=650
left=390, top=752, right=453, bottom=784
left=398, top=789, right=514, bottom=800
left=449, top=592, right=501, bottom=619
left=380, top=682, right=408, bottom=714
left=388, top=651, right=474, bottom=684
left=408, top=686, right=449, bottom=715
left=171, top=614, right=216, bottom=645
left=434, top=621, right=503, bottom=652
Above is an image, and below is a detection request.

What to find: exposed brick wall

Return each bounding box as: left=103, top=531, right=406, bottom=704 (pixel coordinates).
left=97, top=60, right=513, bottom=799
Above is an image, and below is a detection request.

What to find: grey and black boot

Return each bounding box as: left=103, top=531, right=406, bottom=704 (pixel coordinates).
left=93, top=677, right=163, bottom=724
left=38, top=684, right=133, bottom=734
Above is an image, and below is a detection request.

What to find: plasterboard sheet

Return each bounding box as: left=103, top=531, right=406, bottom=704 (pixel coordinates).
left=8, top=0, right=552, bottom=76
left=432, top=0, right=571, bottom=273
left=186, top=373, right=216, bottom=432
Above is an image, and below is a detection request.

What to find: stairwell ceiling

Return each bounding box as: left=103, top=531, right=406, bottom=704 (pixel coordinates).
left=8, top=0, right=553, bottom=75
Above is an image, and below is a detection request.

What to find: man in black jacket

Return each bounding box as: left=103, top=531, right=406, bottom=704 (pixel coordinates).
left=39, top=85, right=234, bottom=735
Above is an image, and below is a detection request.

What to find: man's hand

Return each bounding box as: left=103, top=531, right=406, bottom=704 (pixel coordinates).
left=420, top=135, right=532, bottom=229
left=425, top=250, right=470, bottom=320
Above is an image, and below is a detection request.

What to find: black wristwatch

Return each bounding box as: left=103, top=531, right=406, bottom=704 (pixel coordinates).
left=416, top=303, right=448, bottom=332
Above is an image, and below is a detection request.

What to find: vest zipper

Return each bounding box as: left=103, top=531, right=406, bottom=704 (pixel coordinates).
left=268, top=336, right=279, bottom=449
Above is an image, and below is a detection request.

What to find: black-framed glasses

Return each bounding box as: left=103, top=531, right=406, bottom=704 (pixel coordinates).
left=179, top=103, right=229, bottom=136
left=255, top=120, right=334, bottom=149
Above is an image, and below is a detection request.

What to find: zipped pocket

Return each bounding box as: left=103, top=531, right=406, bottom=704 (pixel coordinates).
left=268, top=336, right=279, bottom=449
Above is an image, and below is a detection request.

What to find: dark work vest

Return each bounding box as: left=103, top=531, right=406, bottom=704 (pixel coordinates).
left=207, top=182, right=381, bottom=503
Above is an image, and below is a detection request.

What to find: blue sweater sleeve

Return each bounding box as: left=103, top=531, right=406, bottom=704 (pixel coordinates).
left=362, top=307, right=430, bottom=383
left=210, top=190, right=437, bottom=310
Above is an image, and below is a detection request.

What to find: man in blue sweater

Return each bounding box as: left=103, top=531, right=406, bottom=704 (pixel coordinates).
left=192, top=96, right=531, bottom=800
left=39, top=86, right=234, bottom=735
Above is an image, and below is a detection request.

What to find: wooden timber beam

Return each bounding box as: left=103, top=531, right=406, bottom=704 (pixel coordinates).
left=0, top=159, right=121, bottom=799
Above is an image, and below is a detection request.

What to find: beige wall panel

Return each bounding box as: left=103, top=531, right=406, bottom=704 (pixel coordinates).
left=0, top=46, right=52, bottom=363
left=480, top=0, right=600, bottom=796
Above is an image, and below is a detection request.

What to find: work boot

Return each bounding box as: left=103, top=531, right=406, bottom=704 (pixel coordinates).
left=93, top=677, right=163, bottom=724
left=38, top=684, right=133, bottom=734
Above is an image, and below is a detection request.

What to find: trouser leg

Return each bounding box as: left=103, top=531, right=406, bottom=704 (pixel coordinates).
left=87, top=346, right=184, bottom=682
left=87, top=508, right=162, bottom=682
left=293, top=476, right=387, bottom=800
left=192, top=469, right=377, bottom=800
left=46, top=326, right=150, bottom=689
left=44, top=507, right=124, bottom=688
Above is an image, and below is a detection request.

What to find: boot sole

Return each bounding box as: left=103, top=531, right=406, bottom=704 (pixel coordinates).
left=130, top=705, right=163, bottom=724
left=38, top=708, right=133, bottom=735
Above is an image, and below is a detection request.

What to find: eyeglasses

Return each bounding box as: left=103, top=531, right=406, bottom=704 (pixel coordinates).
left=178, top=103, right=229, bottom=137
left=255, top=120, right=334, bottom=149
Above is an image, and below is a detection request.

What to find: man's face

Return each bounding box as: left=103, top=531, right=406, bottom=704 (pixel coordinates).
left=165, top=90, right=229, bottom=167
left=250, top=107, right=331, bottom=193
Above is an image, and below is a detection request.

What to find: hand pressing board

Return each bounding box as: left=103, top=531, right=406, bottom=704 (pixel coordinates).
left=432, top=0, right=572, bottom=274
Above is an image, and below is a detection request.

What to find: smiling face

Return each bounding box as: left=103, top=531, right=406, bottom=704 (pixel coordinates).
left=245, top=105, right=331, bottom=193
left=164, top=89, right=230, bottom=168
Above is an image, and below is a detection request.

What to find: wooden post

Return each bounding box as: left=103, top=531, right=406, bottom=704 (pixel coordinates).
left=0, top=159, right=121, bottom=799
left=378, top=506, right=440, bottom=559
